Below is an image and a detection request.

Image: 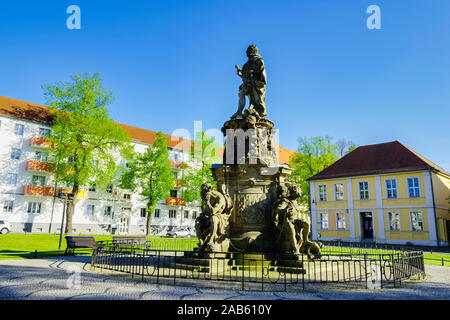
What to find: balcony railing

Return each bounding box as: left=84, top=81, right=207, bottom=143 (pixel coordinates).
left=165, top=198, right=186, bottom=205
left=169, top=160, right=185, bottom=168
left=58, top=188, right=86, bottom=199
left=30, top=136, right=52, bottom=147
left=23, top=185, right=55, bottom=196
left=26, top=160, right=55, bottom=172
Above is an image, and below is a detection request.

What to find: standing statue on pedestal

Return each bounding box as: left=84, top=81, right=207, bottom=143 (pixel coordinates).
left=232, top=44, right=267, bottom=119
left=195, top=183, right=233, bottom=253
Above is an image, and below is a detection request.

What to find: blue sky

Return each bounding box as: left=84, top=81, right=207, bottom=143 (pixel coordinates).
left=1, top=1, right=449, bottom=170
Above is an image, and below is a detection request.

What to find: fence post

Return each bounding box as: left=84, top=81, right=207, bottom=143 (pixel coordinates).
left=261, top=254, right=264, bottom=292
left=364, top=254, right=368, bottom=289
left=174, top=250, right=177, bottom=286
left=302, top=253, right=305, bottom=291
left=157, top=250, right=161, bottom=284
left=242, top=253, right=245, bottom=291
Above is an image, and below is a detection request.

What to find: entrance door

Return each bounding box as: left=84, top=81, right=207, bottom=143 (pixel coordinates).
left=119, top=217, right=129, bottom=234
left=360, top=212, right=374, bottom=239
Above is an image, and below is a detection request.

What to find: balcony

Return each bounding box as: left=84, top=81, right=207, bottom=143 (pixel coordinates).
left=23, top=185, right=55, bottom=196
left=169, top=160, right=185, bottom=168
left=165, top=198, right=186, bottom=206
left=58, top=188, right=86, bottom=199
left=30, top=136, right=52, bottom=148
left=26, top=160, right=55, bottom=172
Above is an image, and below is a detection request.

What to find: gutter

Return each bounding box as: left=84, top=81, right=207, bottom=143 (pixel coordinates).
left=429, top=169, right=440, bottom=246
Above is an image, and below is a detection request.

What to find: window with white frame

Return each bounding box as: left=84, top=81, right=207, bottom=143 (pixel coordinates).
left=140, top=208, right=147, bottom=218
left=184, top=210, right=189, bottom=219
left=410, top=210, right=424, bottom=231
left=88, top=184, right=96, bottom=192
left=14, top=123, right=24, bottom=135
left=3, top=200, right=13, bottom=213
left=123, top=194, right=131, bottom=200
left=31, top=175, right=46, bottom=187
left=86, top=205, right=95, bottom=216
left=38, top=128, right=51, bottom=137
left=6, top=173, right=17, bottom=185
left=154, top=208, right=160, bottom=218
left=319, top=213, right=329, bottom=230
left=334, top=183, right=344, bottom=201
left=336, top=212, right=346, bottom=230
left=169, top=210, right=177, bottom=219
left=103, top=206, right=112, bottom=216
left=407, top=177, right=420, bottom=198
left=35, top=151, right=48, bottom=162
left=387, top=211, right=400, bottom=231
left=318, top=185, right=327, bottom=202
left=192, top=211, right=197, bottom=219
left=385, top=179, right=398, bottom=199
left=359, top=181, right=369, bottom=200
left=27, top=202, right=41, bottom=214
left=10, top=148, right=21, bottom=160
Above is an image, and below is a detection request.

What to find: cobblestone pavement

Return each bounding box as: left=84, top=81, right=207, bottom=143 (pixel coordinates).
left=0, top=256, right=449, bottom=300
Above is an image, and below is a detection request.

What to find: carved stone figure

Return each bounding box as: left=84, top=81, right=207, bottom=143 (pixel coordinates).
left=271, top=185, right=301, bottom=254
left=195, top=183, right=232, bottom=252
left=232, top=44, right=267, bottom=119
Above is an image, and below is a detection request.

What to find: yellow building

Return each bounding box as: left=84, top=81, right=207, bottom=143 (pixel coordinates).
left=308, top=141, right=450, bottom=247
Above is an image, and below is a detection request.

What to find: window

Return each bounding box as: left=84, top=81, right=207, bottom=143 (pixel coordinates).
left=192, top=211, right=197, bottom=219
left=359, top=181, right=369, bottom=200
left=334, top=183, right=344, bottom=201
left=169, top=210, right=177, bottom=219
left=31, top=175, right=46, bottom=187
left=410, top=210, right=424, bottom=231
left=104, top=206, right=112, bottom=216
left=140, top=208, right=147, bottom=218
left=318, top=185, right=327, bottom=202
left=319, top=213, right=329, bottom=230
left=106, top=184, right=113, bottom=193
left=14, top=124, right=24, bottom=135
left=3, top=200, right=13, bottom=213
left=385, top=179, right=398, bottom=199
left=88, top=184, right=96, bottom=192
left=35, top=151, right=48, bottom=162
left=38, top=128, right=51, bottom=137
left=10, top=148, right=21, bottom=160
left=6, top=173, right=17, bottom=185
left=336, top=212, right=346, bottom=230
left=170, top=190, right=178, bottom=198
left=123, top=194, right=131, bottom=200
left=184, top=210, right=189, bottom=219
left=154, top=209, right=160, bottom=218
left=86, top=205, right=95, bottom=216
left=407, top=177, right=420, bottom=198
left=387, top=211, right=400, bottom=231
left=27, top=202, right=41, bottom=214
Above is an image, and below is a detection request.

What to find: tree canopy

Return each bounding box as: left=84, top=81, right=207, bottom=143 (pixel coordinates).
left=43, top=73, right=132, bottom=234
left=119, top=131, right=174, bottom=235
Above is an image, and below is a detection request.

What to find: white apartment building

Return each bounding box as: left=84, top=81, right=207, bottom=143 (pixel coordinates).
left=0, top=96, right=201, bottom=235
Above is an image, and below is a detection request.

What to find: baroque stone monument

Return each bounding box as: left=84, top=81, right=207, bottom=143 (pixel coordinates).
left=194, top=45, right=322, bottom=262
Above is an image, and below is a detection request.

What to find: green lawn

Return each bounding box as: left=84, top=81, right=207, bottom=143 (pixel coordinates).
left=0, top=233, right=197, bottom=260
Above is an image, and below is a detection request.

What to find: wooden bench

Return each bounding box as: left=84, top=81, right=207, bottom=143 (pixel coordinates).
left=65, top=236, right=102, bottom=255
left=112, top=236, right=151, bottom=250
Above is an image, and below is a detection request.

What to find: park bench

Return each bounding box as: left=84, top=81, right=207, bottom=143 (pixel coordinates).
left=65, top=236, right=103, bottom=255
left=111, top=236, right=151, bottom=250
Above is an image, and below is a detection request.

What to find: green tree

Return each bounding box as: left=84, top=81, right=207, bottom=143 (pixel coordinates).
left=119, top=132, right=174, bottom=235
left=43, top=73, right=132, bottom=234
left=289, top=135, right=339, bottom=208
left=182, top=131, right=221, bottom=203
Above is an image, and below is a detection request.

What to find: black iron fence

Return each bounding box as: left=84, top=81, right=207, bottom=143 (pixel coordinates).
left=91, top=243, right=425, bottom=292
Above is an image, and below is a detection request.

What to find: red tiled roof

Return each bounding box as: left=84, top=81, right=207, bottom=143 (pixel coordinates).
left=308, top=141, right=449, bottom=181
left=0, top=95, right=296, bottom=163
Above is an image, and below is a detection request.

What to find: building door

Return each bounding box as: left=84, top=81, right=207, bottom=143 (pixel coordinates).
left=119, top=217, right=129, bottom=234
left=360, top=212, right=374, bottom=239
